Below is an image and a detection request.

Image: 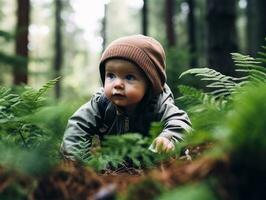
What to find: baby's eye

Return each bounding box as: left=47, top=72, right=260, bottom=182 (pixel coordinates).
left=125, top=74, right=136, bottom=81
left=106, top=73, right=115, bottom=79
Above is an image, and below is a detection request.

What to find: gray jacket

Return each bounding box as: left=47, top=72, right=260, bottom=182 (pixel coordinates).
left=61, top=84, right=191, bottom=159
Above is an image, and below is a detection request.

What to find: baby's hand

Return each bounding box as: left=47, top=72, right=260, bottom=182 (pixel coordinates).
left=150, top=136, right=175, bottom=153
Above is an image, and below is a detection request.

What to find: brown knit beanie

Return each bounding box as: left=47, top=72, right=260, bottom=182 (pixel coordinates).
left=99, top=34, right=166, bottom=95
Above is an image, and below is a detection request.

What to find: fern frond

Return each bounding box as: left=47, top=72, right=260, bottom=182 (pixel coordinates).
left=179, top=68, right=242, bottom=98
left=179, top=68, right=241, bottom=82
left=35, top=77, right=61, bottom=100
left=0, top=87, right=20, bottom=120
left=80, top=142, right=92, bottom=160
left=257, top=46, right=266, bottom=61
left=10, top=77, right=61, bottom=117
left=83, top=133, right=157, bottom=171
left=231, top=53, right=266, bottom=82
left=179, top=51, right=266, bottom=107
left=0, top=78, right=61, bottom=149
left=180, top=68, right=241, bottom=97
left=178, top=85, right=227, bottom=111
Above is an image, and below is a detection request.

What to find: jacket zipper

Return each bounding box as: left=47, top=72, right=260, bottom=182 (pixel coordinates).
left=124, top=116, right=129, bottom=132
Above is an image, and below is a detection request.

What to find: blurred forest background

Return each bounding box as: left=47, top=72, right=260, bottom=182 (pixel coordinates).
left=1, top=0, right=265, bottom=101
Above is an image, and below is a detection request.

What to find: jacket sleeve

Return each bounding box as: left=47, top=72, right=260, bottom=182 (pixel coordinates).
left=60, top=90, right=103, bottom=160
left=156, top=85, right=192, bottom=144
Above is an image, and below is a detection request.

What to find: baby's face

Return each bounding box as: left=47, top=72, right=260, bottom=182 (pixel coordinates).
left=104, top=59, right=148, bottom=112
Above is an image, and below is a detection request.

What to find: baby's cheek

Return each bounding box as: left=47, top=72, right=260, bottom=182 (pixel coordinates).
left=104, top=85, right=112, bottom=98
left=131, top=87, right=146, bottom=100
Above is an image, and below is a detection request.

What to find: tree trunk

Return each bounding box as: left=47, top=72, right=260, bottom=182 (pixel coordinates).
left=101, top=3, right=108, bottom=52
left=14, top=0, right=30, bottom=85
left=142, top=0, right=148, bottom=35
left=247, top=0, right=266, bottom=56
left=54, top=0, right=63, bottom=99
left=206, top=0, right=238, bottom=76
left=187, top=0, right=197, bottom=67
left=165, top=0, right=176, bottom=47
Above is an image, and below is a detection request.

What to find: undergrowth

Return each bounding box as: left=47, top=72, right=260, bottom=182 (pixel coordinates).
left=0, top=77, right=61, bottom=175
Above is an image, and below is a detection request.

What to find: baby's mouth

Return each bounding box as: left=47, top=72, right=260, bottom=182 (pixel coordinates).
left=112, top=93, right=125, bottom=98
left=112, top=89, right=125, bottom=97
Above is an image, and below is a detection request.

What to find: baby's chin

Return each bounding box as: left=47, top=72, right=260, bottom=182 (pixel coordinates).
left=112, top=101, right=138, bottom=111
left=111, top=100, right=127, bottom=107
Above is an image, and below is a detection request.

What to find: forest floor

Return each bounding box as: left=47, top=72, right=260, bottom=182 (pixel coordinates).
left=0, top=142, right=228, bottom=200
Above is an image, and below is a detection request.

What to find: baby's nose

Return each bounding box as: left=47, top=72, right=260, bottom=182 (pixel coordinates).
left=114, top=78, right=124, bottom=89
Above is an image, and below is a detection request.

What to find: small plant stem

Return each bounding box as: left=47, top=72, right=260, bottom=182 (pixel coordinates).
left=19, top=128, right=28, bottom=148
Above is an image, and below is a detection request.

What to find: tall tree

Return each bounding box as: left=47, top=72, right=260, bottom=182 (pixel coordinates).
left=101, top=3, right=108, bottom=52
left=142, top=0, right=148, bottom=35
left=206, top=0, right=238, bottom=76
left=54, top=0, right=63, bottom=99
left=14, top=0, right=30, bottom=84
left=247, top=0, right=266, bottom=56
left=187, top=0, right=197, bottom=67
left=165, top=0, right=176, bottom=46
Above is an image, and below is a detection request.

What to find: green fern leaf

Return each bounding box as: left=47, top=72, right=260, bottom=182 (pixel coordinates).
left=35, top=77, right=61, bottom=100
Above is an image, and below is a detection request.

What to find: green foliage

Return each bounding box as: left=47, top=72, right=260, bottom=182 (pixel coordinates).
left=179, top=67, right=244, bottom=101
left=232, top=52, right=266, bottom=83
left=174, top=44, right=266, bottom=198
left=177, top=52, right=266, bottom=138
left=0, top=78, right=61, bottom=147
left=0, top=77, right=61, bottom=121
left=158, top=182, right=217, bottom=200
left=79, top=123, right=177, bottom=172
left=0, top=78, right=61, bottom=175
left=28, top=101, right=78, bottom=138
left=149, top=122, right=164, bottom=142
left=220, top=82, right=266, bottom=199
left=257, top=44, right=266, bottom=64
left=83, top=133, right=156, bottom=171
left=0, top=141, right=58, bottom=176
left=227, top=83, right=266, bottom=168
left=178, top=85, right=227, bottom=111
left=179, top=52, right=266, bottom=102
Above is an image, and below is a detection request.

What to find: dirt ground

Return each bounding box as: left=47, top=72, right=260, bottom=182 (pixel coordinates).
left=1, top=142, right=227, bottom=200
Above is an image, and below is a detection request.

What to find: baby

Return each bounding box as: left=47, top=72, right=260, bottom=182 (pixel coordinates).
left=61, top=34, right=191, bottom=159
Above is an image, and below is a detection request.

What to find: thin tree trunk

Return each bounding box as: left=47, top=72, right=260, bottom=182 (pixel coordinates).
left=187, top=0, right=197, bottom=67
left=14, top=0, right=30, bottom=85
left=246, top=0, right=266, bottom=56
left=165, top=0, right=176, bottom=47
left=54, top=0, right=63, bottom=99
left=101, top=3, right=107, bottom=52
left=206, top=0, right=238, bottom=76
left=142, top=0, right=148, bottom=36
